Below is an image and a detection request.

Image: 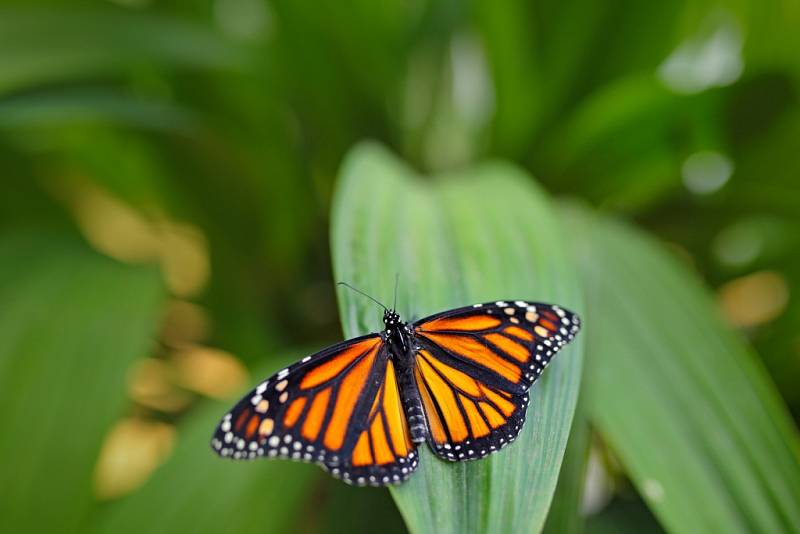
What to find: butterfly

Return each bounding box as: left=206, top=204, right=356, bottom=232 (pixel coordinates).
left=211, top=292, right=580, bottom=487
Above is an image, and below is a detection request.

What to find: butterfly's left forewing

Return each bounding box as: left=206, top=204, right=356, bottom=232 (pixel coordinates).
left=412, top=300, right=580, bottom=461
left=211, top=334, right=418, bottom=486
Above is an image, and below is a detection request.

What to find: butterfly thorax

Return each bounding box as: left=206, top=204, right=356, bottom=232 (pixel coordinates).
left=382, top=309, right=412, bottom=355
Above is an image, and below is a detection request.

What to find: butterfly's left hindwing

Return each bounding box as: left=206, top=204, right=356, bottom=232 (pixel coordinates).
left=210, top=334, right=418, bottom=486
left=411, top=300, right=580, bottom=461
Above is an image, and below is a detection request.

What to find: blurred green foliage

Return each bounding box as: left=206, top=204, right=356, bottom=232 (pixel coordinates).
left=1, top=0, right=799, bottom=533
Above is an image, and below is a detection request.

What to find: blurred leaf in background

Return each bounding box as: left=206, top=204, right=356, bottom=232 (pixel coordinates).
left=0, top=233, right=164, bottom=532
left=1, top=0, right=799, bottom=533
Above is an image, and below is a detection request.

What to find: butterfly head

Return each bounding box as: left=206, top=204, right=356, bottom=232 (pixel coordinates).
left=383, top=309, right=401, bottom=327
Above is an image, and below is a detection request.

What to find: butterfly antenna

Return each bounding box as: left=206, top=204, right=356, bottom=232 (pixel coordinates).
left=392, top=273, right=399, bottom=312
left=337, top=282, right=388, bottom=311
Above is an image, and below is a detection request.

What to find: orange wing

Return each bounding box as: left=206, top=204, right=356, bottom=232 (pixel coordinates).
left=346, top=359, right=418, bottom=484
left=412, top=300, right=580, bottom=460
left=210, top=334, right=418, bottom=486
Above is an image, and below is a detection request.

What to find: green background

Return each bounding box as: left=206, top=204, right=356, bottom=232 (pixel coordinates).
left=1, top=1, right=798, bottom=533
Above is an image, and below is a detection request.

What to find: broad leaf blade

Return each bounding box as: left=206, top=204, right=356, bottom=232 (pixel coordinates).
left=331, top=142, right=584, bottom=533
left=93, top=363, right=320, bottom=534
left=0, top=232, right=163, bottom=533
left=0, top=8, right=245, bottom=96
left=570, top=208, right=800, bottom=533
left=542, top=402, right=590, bottom=534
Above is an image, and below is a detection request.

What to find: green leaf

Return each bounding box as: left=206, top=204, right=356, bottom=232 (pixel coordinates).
left=0, top=90, right=196, bottom=133
left=0, top=231, right=163, bottom=533
left=93, top=363, right=320, bottom=534
left=542, top=401, right=590, bottom=534
left=312, top=478, right=408, bottom=534
left=331, top=142, right=584, bottom=533
left=569, top=207, right=800, bottom=533
left=0, top=8, right=246, bottom=96
left=472, top=0, right=542, bottom=156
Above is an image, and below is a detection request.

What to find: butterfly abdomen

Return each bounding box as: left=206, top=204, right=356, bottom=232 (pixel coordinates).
left=395, top=354, right=428, bottom=443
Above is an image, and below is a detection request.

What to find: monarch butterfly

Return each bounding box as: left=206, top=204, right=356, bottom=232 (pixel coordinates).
left=211, top=286, right=580, bottom=487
